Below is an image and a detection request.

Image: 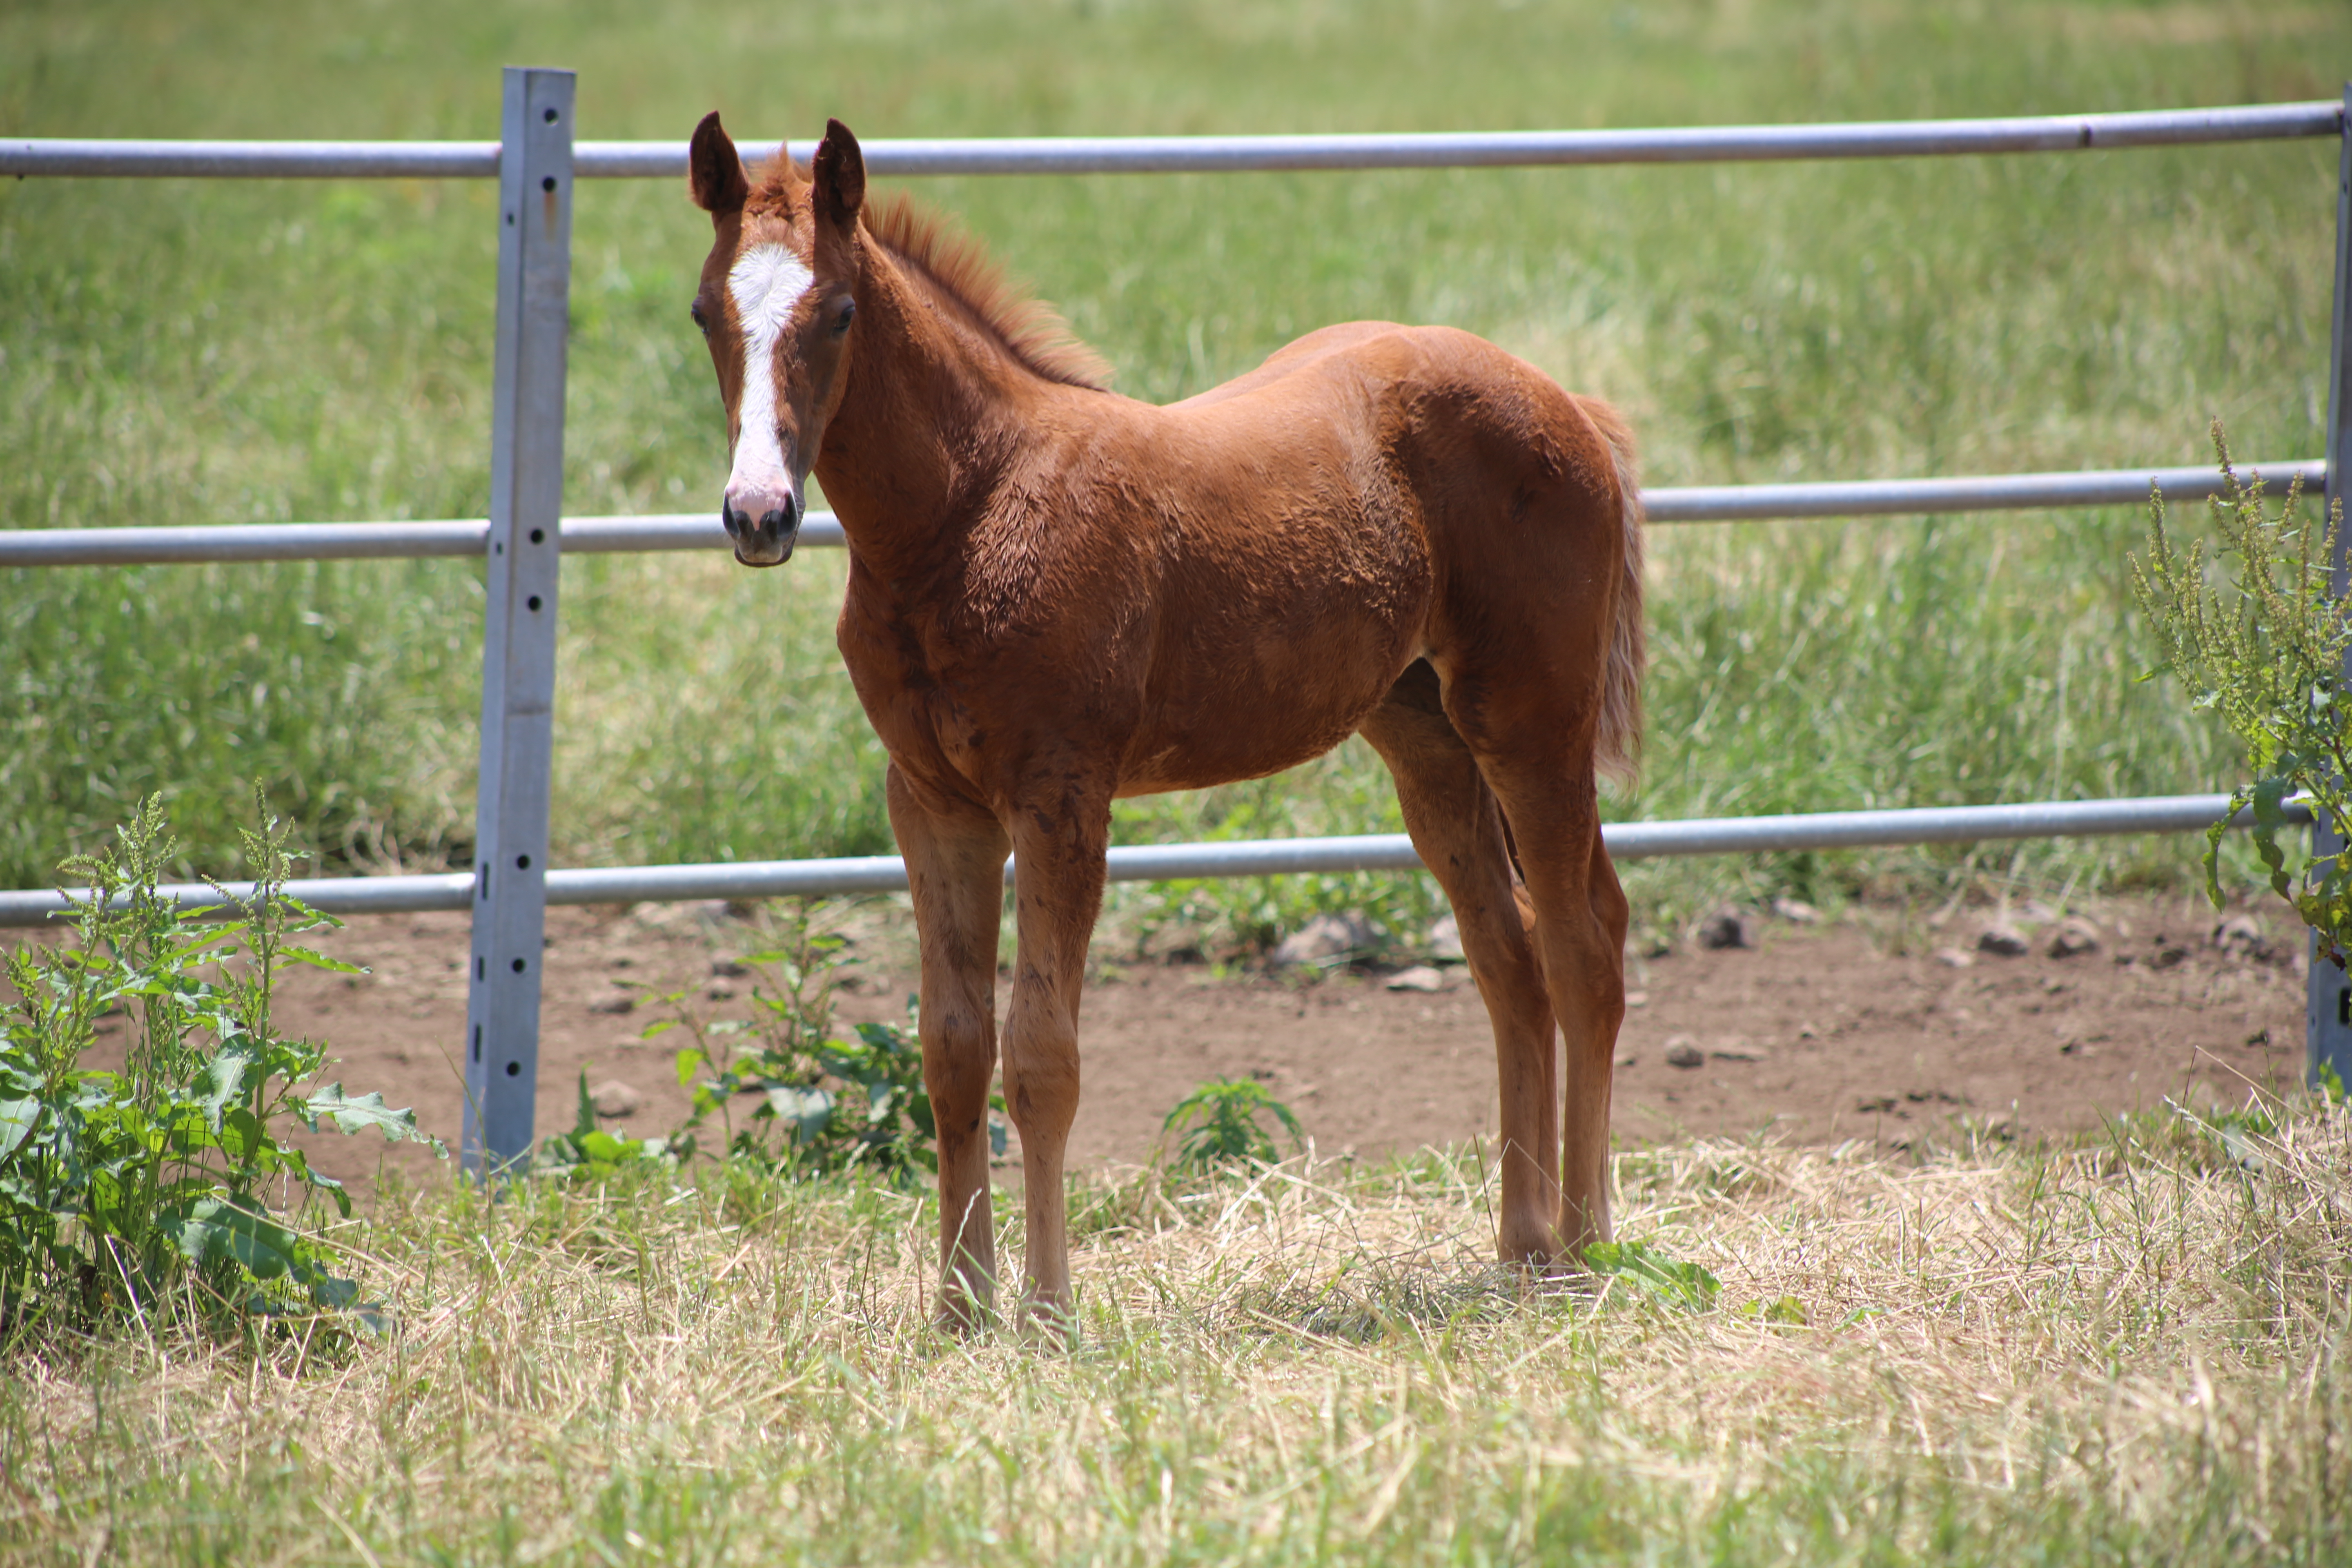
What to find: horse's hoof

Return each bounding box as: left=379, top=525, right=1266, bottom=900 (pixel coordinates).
left=935, top=1289, right=998, bottom=1338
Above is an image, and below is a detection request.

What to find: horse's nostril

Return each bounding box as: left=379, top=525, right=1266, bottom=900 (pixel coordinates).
left=721, top=502, right=744, bottom=537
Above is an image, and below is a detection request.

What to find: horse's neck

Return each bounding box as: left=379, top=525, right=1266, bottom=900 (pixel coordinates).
left=816, top=255, right=1029, bottom=579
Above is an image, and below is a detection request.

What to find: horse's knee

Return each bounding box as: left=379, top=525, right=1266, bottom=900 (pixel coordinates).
left=923, top=1009, right=998, bottom=1129
left=1002, top=1027, right=1080, bottom=1143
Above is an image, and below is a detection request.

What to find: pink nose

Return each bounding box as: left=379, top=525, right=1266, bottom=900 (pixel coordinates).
left=721, top=487, right=803, bottom=564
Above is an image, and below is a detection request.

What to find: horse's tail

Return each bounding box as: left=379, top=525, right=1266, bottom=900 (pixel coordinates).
left=1579, top=396, right=1646, bottom=787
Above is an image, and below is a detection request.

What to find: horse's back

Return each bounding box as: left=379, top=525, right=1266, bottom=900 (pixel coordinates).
left=1163, top=322, right=1624, bottom=570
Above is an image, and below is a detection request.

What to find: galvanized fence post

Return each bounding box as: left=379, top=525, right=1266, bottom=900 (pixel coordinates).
left=2310, top=83, right=2352, bottom=1091
left=463, top=66, right=575, bottom=1176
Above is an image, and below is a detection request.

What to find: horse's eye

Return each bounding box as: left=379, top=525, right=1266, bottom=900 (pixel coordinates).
left=689, top=298, right=708, bottom=334
left=834, top=299, right=855, bottom=334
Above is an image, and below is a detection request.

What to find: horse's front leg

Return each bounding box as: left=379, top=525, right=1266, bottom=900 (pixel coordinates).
left=886, top=764, right=1011, bottom=1333
left=1000, top=775, right=1113, bottom=1336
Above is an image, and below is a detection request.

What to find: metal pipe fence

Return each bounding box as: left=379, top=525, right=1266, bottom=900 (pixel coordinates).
left=0, top=795, right=2310, bottom=930
left=0, top=459, right=2328, bottom=568
left=5, top=100, right=2336, bottom=179
left=5, top=80, right=2347, bottom=1162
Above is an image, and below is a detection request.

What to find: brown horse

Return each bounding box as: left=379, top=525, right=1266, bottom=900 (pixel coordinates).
left=685, top=114, right=1643, bottom=1330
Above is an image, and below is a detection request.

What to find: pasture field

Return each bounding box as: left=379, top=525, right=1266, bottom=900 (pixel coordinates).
left=2, top=0, right=2348, bottom=949
left=4, top=1104, right=2349, bottom=1565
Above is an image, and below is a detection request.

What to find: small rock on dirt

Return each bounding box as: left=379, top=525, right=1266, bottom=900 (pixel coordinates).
left=2211, top=914, right=2270, bottom=962
left=711, top=957, right=750, bottom=978
left=1771, top=895, right=1821, bottom=924
left=1977, top=924, right=2030, bottom=958
left=1427, top=913, right=1465, bottom=961
left=590, top=1080, right=642, bottom=1119
left=1613, top=1051, right=1639, bottom=1068
left=1697, top=906, right=1760, bottom=951
left=588, top=994, right=635, bottom=1016
left=1664, top=1036, right=1706, bottom=1069
left=1711, top=1041, right=1767, bottom=1062
left=1932, top=946, right=1976, bottom=969
left=1270, top=912, right=1379, bottom=967
left=2047, top=917, right=2101, bottom=958
left=1385, top=965, right=1447, bottom=993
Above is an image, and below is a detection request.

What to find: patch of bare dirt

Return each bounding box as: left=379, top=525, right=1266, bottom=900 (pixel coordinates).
left=11, top=893, right=2308, bottom=1200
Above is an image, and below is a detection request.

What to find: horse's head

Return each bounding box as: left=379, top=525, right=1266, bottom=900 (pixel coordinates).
left=687, top=112, right=867, bottom=567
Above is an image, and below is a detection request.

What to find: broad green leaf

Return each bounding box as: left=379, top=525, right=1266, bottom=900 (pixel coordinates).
left=1584, top=1240, right=1722, bottom=1312
left=161, top=1196, right=306, bottom=1281
left=764, top=1085, right=835, bottom=1144
left=299, top=1083, right=447, bottom=1152
left=229, top=1105, right=279, bottom=1165
left=199, top=1046, right=263, bottom=1131
left=579, top=1129, right=629, bottom=1163
left=0, top=1096, right=40, bottom=1162
left=276, top=944, right=366, bottom=975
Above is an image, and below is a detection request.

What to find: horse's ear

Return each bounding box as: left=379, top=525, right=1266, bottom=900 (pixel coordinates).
left=812, top=118, right=866, bottom=230
left=689, top=111, right=750, bottom=217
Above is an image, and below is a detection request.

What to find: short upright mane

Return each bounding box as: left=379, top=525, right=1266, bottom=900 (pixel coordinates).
left=865, top=195, right=1114, bottom=391
left=750, top=160, right=1111, bottom=391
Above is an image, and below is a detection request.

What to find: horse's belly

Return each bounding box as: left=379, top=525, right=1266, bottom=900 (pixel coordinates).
left=1114, top=622, right=1409, bottom=795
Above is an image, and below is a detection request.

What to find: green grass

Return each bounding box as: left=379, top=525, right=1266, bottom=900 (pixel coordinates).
left=5, top=1099, right=2349, bottom=1564
left=2, top=0, right=2347, bottom=944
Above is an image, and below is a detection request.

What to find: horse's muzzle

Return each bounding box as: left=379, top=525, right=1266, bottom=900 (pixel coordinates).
left=722, top=493, right=802, bottom=567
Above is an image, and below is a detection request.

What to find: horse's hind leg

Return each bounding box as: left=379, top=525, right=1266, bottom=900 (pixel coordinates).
left=1358, top=661, right=1562, bottom=1263
left=1456, top=720, right=1628, bottom=1255
left=887, top=764, right=1011, bottom=1331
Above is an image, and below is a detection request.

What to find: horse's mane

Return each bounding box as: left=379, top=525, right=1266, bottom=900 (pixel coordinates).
left=865, top=194, right=1114, bottom=391
left=753, top=162, right=1111, bottom=391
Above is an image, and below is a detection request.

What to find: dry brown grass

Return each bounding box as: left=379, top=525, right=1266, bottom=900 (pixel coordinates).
left=4, top=1093, right=2348, bottom=1564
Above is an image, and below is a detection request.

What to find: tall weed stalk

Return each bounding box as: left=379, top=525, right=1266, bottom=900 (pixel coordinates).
left=0, top=794, right=443, bottom=1338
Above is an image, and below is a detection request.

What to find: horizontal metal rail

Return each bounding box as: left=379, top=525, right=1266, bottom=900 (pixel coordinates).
left=1639, top=459, right=2327, bottom=523
left=0, top=461, right=2321, bottom=567
left=2, top=102, right=2336, bottom=181
left=0, top=793, right=2303, bottom=927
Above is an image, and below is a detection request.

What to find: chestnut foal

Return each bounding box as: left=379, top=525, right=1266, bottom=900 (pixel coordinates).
left=685, top=114, right=1644, bottom=1331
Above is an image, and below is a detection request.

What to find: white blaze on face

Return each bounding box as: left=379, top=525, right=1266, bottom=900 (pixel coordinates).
left=726, top=243, right=816, bottom=502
